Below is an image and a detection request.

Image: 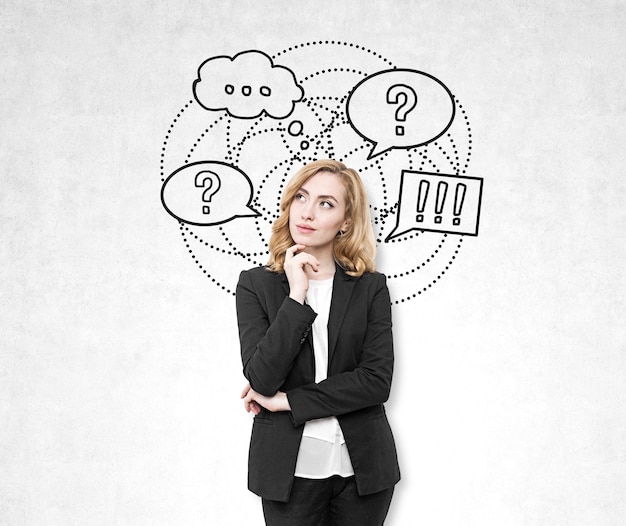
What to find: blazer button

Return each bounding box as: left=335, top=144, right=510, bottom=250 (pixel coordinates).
left=299, top=326, right=311, bottom=344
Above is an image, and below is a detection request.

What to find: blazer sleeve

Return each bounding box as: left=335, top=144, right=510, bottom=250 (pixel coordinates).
left=236, top=269, right=317, bottom=396
left=287, top=273, right=394, bottom=426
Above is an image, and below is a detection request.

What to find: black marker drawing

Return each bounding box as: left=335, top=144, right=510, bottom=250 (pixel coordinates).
left=386, top=84, right=417, bottom=137
left=386, top=171, right=483, bottom=240
left=159, top=41, right=483, bottom=303
left=161, top=161, right=259, bottom=226
left=346, top=69, right=455, bottom=159
left=195, top=170, right=221, bottom=215
left=192, top=50, right=304, bottom=119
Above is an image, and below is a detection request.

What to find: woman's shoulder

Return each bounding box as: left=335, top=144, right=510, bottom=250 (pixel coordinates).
left=240, top=264, right=276, bottom=276
left=363, top=270, right=388, bottom=289
left=342, top=268, right=388, bottom=291
left=348, top=268, right=387, bottom=283
left=240, top=264, right=267, bottom=275
left=238, top=265, right=284, bottom=286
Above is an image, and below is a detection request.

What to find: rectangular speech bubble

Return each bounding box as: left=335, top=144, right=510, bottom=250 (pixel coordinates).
left=385, top=170, right=483, bottom=240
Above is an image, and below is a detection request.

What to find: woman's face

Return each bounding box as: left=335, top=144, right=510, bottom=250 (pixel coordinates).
left=288, top=171, right=349, bottom=257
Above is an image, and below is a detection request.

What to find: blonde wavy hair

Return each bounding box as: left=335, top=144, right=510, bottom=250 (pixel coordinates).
left=267, top=159, right=376, bottom=277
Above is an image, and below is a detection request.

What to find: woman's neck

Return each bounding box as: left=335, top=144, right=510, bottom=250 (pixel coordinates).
left=304, top=249, right=336, bottom=280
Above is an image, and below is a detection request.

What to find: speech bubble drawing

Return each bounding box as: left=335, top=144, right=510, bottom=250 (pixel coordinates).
left=346, top=69, right=455, bottom=159
left=193, top=50, right=304, bottom=119
left=386, top=170, right=483, bottom=240
left=161, top=161, right=260, bottom=226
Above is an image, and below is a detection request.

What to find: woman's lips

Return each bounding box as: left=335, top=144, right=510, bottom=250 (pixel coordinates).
left=296, top=224, right=315, bottom=233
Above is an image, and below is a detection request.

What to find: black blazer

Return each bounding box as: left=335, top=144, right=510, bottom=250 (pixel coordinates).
left=236, top=264, right=401, bottom=502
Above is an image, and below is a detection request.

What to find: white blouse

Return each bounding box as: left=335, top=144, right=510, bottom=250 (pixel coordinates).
left=293, top=277, right=355, bottom=479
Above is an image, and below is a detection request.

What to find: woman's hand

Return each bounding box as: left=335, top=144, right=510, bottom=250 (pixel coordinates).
left=240, top=383, right=262, bottom=415
left=241, top=383, right=291, bottom=414
left=283, top=244, right=319, bottom=304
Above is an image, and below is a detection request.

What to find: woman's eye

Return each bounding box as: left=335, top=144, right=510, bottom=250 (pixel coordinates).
left=295, top=193, right=306, bottom=202
left=320, top=201, right=334, bottom=209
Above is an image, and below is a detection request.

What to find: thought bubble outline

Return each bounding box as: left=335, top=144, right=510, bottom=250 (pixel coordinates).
left=161, top=160, right=260, bottom=227
left=346, top=68, right=456, bottom=159
left=192, top=49, right=304, bottom=120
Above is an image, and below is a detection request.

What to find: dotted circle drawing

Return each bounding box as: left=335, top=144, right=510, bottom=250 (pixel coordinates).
left=160, top=41, right=476, bottom=305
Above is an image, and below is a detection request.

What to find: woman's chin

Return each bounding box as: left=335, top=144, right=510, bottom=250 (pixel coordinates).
left=291, top=233, right=312, bottom=246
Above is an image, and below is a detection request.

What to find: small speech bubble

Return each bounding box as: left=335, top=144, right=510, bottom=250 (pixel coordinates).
left=385, top=170, right=483, bottom=240
left=346, top=69, right=455, bottom=159
left=161, top=161, right=260, bottom=226
left=193, top=50, right=304, bottom=119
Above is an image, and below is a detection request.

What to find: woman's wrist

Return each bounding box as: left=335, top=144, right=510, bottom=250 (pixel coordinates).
left=276, top=391, right=291, bottom=411
left=289, top=290, right=306, bottom=304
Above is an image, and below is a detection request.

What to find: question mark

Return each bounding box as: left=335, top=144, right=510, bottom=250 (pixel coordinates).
left=386, top=84, right=417, bottom=136
left=194, top=170, right=221, bottom=214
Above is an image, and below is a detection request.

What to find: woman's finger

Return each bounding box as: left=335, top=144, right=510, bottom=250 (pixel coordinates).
left=285, top=244, right=306, bottom=260
left=291, top=251, right=320, bottom=269
left=305, top=259, right=319, bottom=272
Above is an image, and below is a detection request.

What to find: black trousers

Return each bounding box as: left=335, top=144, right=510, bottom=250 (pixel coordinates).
left=262, top=476, right=394, bottom=526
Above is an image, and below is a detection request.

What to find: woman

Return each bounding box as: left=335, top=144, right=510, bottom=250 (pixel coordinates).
left=236, top=159, right=400, bottom=525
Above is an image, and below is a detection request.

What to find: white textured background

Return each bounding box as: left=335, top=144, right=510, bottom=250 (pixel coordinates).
left=1, top=1, right=625, bottom=524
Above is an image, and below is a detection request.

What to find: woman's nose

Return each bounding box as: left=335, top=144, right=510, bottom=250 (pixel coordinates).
left=301, top=202, right=314, bottom=219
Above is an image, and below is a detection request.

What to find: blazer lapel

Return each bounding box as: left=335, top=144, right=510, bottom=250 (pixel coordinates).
left=328, top=265, right=356, bottom=364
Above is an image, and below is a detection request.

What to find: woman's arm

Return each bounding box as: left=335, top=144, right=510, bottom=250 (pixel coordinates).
left=236, top=269, right=317, bottom=396
left=241, top=382, right=290, bottom=414
left=286, top=274, right=394, bottom=426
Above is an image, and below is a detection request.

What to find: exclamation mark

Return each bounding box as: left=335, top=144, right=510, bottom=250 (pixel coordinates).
left=453, top=183, right=467, bottom=226
left=434, top=181, right=448, bottom=224
left=416, top=179, right=430, bottom=222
